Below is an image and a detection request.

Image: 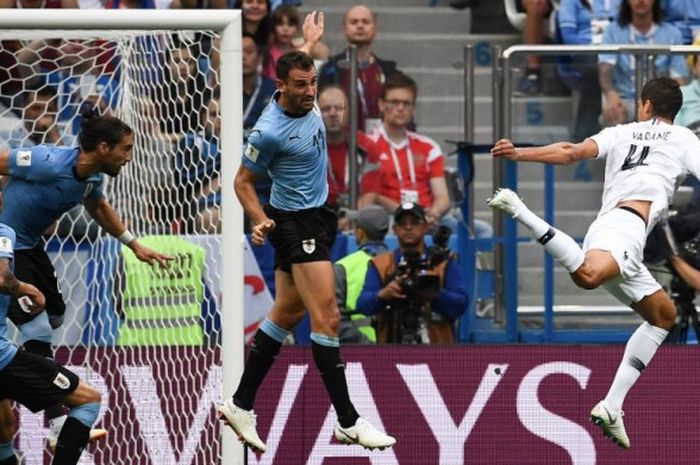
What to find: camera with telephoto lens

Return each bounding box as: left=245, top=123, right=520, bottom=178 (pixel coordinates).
left=389, top=226, right=453, bottom=344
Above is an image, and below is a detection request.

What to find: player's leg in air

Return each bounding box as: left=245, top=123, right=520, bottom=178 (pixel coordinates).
left=0, top=400, right=20, bottom=465
left=9, top=248, right=106, bottom=449
left=290, top=260, right=396, bottom=450
left=218, top=269, right=305, bottom=453
left=51, top=380, right=103, bottom=465
left=489, top=188, right=674, bottom=448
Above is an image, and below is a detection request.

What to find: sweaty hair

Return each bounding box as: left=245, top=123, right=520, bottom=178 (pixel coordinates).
left=380, top=72, right=418, bottom=101
left=640, top=76, right=683, bottom=120
left=276, top=50, right=315, bottom=81
left=618, top=0, right=663, bottom=26
left=78, top=108, right=133, bottom=152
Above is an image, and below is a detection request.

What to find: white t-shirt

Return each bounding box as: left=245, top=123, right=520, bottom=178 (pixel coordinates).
left=590, top=118, right=700, bottom=232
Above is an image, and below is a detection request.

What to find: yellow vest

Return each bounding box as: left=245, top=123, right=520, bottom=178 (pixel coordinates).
left=117, top=236, right=205, bottom=346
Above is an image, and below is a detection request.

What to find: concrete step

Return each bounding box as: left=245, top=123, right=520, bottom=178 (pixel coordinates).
left=517, top=266, right=623, bottom=307
left=323, top=33, right=520, bottom=68
left=472, top=181, right=603, bottom=213
left=420, top=124, right=571, bottom=152
left=415, top=95, right=574, bottom=128
left=301, top=6, right=472, bottom=35
left=403, top=66, right=494, bottom=97
left=475, top=209, right=597, bottom=237
left=470, top=153, right=606, bottom=183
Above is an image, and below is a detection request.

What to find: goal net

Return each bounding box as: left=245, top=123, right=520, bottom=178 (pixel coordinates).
left=0, top=11, right=243, bottom=465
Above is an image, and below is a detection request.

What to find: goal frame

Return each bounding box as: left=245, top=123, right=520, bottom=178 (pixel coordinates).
left=1, top=9, right=244, bottom=465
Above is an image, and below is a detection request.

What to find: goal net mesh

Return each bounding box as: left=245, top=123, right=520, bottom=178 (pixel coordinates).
left=0, top=29, right=225, bottom=465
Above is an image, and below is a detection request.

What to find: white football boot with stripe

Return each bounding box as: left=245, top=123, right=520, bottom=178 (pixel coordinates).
left=590, top=400, right=630, bottom=449
left=334, top=417, right=396, bottom=450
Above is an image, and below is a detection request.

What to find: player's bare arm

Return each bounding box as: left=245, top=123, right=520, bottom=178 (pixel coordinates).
left=83, top=196, right=173, bottom=267
left=234, top=165, right=275, bottom=246
left=0, top=147, right=12, bottom=176
left=298, top=11, right=324, bottom=55
left=491, top=138, right=599, bottom=164
left=0, top=258, right=45, bottom=313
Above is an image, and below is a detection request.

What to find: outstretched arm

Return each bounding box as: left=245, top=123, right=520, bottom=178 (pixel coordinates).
left=84, top=196, right=173, bottom=268
left=298, top=11, right=324, bottom=55
left=490, top=138, right=599, bottom=165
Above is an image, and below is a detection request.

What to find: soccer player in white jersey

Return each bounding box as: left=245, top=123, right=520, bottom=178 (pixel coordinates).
left=488, top=76, right=700, bottom=449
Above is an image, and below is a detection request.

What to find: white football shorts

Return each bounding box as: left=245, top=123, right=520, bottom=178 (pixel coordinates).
left=582, top=207, right=661, bottom=305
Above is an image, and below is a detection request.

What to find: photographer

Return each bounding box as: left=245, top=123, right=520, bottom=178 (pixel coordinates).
left=644, top=200, right=700, bottom=342
left=356, top=202, right=468, bottom=344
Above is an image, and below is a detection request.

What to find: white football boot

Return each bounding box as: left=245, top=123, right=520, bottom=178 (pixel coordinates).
left=487, top=188, right=527, bottom=217
left=334, top=417, right=396, bottom=450
left=590, top=400, right=630, bottom=449
left=218, top=398, right=267, bottom=453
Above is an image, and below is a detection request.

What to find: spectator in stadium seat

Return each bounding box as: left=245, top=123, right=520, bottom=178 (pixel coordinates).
left=599, top=0, right=688, bottom=126
left=0, top=0, right=77, bottom=8
left=356, top=202, right=468, bottom=344
left=262, top=6, right=329, bottom=81
left=243, top=33, right=276, bottom=142
left=358, top=73, right=452, bottom=230
left=17, top=39, right=120, bottom=136
left=334, top=205, right=389, bottom=344
left=154, top=40, right=212, bottom=139
left=0, top=87, right=74, bottom=150
left=175, top=96, right=222, bottom=234
left=319, top=86, right=380, bottom=213
left=242, top=32, right=275, bottom=225
left=517, top=0, right=555, bottom=96
left=675, top=40, right=700, bottom=133
left=661, top=0, right=700, bottom=44
left=235, top=0, right=272, bottom=51
left=557, top=0, right=621, bottom=180
left=319, top=4, right=400, bottom=132
left=262, top=5, right=301, bottom=80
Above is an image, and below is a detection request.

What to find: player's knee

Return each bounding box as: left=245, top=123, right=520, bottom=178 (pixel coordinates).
left=655, top=302, right=677, bottom=330
left=324, top=311, right=340, bottom=335
left=572, top=271, right=602, bottom=290
left=0, top=416, right=16, bottom=443
left=80, top=385, right=102, bottom=405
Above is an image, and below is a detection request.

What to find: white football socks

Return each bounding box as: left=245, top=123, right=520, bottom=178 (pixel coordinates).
left=512, top=201, right=585, bottom=273
left=604, top=322, right=668, bottom=412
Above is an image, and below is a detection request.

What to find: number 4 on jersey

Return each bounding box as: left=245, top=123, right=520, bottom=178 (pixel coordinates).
left=621, top=144, right=650, bottom=171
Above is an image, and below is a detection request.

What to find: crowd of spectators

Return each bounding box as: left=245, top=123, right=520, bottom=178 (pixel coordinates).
left=4, top=0, right=700, bottom=344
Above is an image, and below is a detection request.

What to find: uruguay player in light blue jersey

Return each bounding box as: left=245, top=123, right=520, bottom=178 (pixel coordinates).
left=218, top=11, right=396, bottom=454
left=599, top=0, right=689, bottom=125
left=0, top=222, right=103, bottom=465
left=0, top=109, right=173, bottom=449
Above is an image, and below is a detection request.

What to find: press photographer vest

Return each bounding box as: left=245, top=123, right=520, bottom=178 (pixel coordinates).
left=370, top=250, right=454, bottom=344
left=118, top=235, right=205, bottom=347
left=336, top=249, right=377, bottom=343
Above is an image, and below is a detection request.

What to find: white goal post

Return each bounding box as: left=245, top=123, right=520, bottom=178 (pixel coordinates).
left=0, top=9, right=244, bottom=465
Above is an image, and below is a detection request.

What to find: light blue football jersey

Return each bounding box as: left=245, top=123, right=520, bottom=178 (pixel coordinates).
left=0, top=146, right=104, bottom=249
left=242, top=93, right=329, bottom=211
left=0, top=224, right=19, bottom=371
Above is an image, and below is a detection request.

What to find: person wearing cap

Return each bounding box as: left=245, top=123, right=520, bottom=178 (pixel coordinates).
left=355, top=202, right=468, bottom=344
left=334, top=206, right=390, bottom=344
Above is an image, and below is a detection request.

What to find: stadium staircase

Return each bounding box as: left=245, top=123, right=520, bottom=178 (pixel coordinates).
left=303, top=0, right=636, bottom=330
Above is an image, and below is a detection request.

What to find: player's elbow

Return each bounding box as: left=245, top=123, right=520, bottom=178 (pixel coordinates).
left=558, top=143, right=580, bottom=165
